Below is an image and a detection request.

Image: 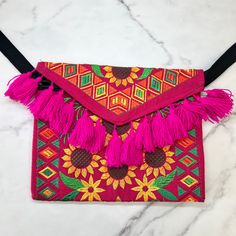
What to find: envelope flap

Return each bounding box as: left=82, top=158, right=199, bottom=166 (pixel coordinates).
left=36, top=62, right=205, bottom=125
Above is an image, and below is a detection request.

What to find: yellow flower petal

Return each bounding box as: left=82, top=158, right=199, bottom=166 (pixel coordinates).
left=164, top=162, right=172, bottom=171
left=99, top=160, right=107, bottom=167
left=99, top=166, right=107, bottom=173
left=63, top=161, right=72, bottom=168
left=74, top=169, right=81, bottom=178
left=134, top=178, right=144, bottom=187
left=87, top=165, right=94, bottom=174
left=88, top=194, right=93, bottom=202
left=105, top=73, right=113, bottom=79
left=81, top=168, right=87, bottom=178
left=146, top=167, right=153, bottom=176
left=113, top=180, right=119, bottom=190
left=130, top=72, right=138, bottom=79
left=68, top=166, right=76, bottom=174
left=127, top=76, right=134, bottom=84
left=131, top=186, right=142, bottom=192
left=64, top=148, right=72, bottom=155
left=94, top=155, right=101, bottom=161
left=120, top=179, right=125, bottom=189
left=101, top=172, right=109, bottom=179
left=93, top=179, right=101, bottom=188
left=128, top=170, right=136, bottom=178
left=125, top=176, right=132, bottom=185
left=143, top=175, right=148, bottom=184
left=95, top=188, right=104, bottom=193
left=153, top=168, right=159, bottom=178
left=122, top=79, right=128, bottom=86
left=62, top=155, right=71, bottom=161
left=166, top=157, right=175, bottom=164
left=69, top=144, right=76, bottom=151
left=136, top=191, right=144, bottom=200
left=103, top=66, right=112, bottom=72
left=159, top=166, right=166, bottom=176
left=93, top=192, right=101, bottom=201
left=115, top=79, right=121, bottom=87
left=91, top=161, right=99, bottom=168
left=106, top=177, right=113, bottom=185
left=140, top=163, right=148, bottom=170
left=81, top=180, right=89, bottom=188
left=163, top=145, right=170, bottom=152
left=131, top=67, right=140, bottom=72
left=166, top=151, right=174, bottom=157
left=143, top=192, right=149, bottom=202
left=81, top=192, right=89, bottom=201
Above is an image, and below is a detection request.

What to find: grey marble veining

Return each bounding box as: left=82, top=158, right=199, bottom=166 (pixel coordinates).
left=0, top=0, right=236, bottom=236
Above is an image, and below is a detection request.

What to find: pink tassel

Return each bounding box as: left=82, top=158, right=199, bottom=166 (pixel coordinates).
left=167, top=107, right=188, bottom=141
left=121, top=124, right=143, bottom=166
left=7, top=76, right=42, bottom=105
left=105, top=127, right=123, bottom=167
left=29, top=85, right=54, bottom=119
left=195, top=89, right=234, bottom=123
left=90, top=119, right=106, bottom=153
left=59, top=100, right=75, bottom=135
left=175, top=99, right=202, bottom=130
left=135, top=116, right=155, bottom=152
left=4, top=71, right=33, bottom=100
left=68, top=110, right=94, bottom=149
left=152, top=112, right=173, bottom=147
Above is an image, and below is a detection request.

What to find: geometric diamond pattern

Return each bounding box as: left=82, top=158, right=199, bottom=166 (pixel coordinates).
left=40, top=147, right=57, bottom=159
left=180, top=175, right=198, bottom=187
left=179, top=155, right=197, bottom=167
left=38, top=167, right=56, bottom=179
left=39, top=187, right=56, bottom=199
left=46, top=62, right=198, bottom=115
left=40, top=128, right=55, bottom=140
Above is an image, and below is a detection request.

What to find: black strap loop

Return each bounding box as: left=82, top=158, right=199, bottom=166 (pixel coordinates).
left=0, top=31, right=34, bottom=73
left=0, top=31, right=235, bottom=87
left=204, top=43, right=236, bottom=86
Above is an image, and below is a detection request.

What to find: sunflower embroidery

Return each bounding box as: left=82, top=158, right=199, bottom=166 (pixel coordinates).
left=80, top=176, right=105, bottom=201
left=131, top=175, right=158, bottom=201
left=99, top=159, right=136, bottom=190
left=141, top=146, right=175, bottom=178
left=103, top=66, right=139, bottom=87
left=62, top=145, right=101, bottom=178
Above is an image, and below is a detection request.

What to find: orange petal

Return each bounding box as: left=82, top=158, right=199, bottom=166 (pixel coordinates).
left=103, top=66, right=112, bottom=72
left=122, top=79, right=128, bottom=86
left=113, top=180, right=119, bottom=190
left=115, top=79, right=121, bottom=87
left=159, top=166, right=166, bottom=176
left=131, top=67, right=140, bottom=72
left=130, top=72, right=138, bottom=79
left=63, top=161, right=72, bottom=168
left=87, top=165, right=94, bottom=174
left=127, top=76, right=134, bottom=84
left=105, top=73, right=113, bottom=79
left=106, top=177, right=113, bottom=185
left=74, top=169, right=81, bottom=178
left=64, top=148, right=72, bottom=155
left=81, top=168, right=87, bottom=178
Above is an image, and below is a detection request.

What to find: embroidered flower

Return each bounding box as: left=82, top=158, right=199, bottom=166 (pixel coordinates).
left=62, top=145, right=101, bottom=178
left=103, top=66, right=139, bottom=87
left=140, top=146, right=175, bottom=178
left=80, top=176, right=105, bottom=201
left=131, top=175, right=158, bottom=201
left=99, top=159, right=136, bottom=190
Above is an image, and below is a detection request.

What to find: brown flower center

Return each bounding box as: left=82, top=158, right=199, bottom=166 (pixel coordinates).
left=112, top=66, right=131, bottom=79
left=108, top=165, right=128, bottom=180
left=71, top=148, right=92, bottom=168
left=145, top=148, right=166, bottom=168
left=102, top=120, right=130, bottom=135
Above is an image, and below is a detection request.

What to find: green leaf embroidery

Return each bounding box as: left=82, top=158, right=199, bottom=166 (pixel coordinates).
left=137, top=68, right=153, bottom=80
left=91, top=65, right=104, bottom=77
left=60, top=172, right=84, bottom=190
left=62, top=191, right=80, bottom=201
left=153, top=170, right=177, bottom=188
left=158, top=188, right=178, bottom=201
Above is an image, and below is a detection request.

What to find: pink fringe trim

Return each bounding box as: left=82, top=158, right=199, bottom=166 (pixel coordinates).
left=4, top=71, right=234, bottom=167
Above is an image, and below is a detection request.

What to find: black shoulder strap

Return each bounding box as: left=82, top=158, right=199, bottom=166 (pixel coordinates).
left=204, top=43, right=236, bottom=86
left=0, top=31, right=34, bottom=73
left=0, top=30, right=235, bottom=86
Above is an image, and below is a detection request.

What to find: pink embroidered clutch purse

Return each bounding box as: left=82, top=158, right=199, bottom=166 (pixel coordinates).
left=5, top=61, right=233, bottom=202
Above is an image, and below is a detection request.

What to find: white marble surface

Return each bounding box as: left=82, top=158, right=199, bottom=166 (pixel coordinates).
left=0, top=0, right=236, bottom=236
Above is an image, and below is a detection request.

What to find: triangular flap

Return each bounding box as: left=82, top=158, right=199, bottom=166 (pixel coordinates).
left=37, top=62, right=204, bottom=125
